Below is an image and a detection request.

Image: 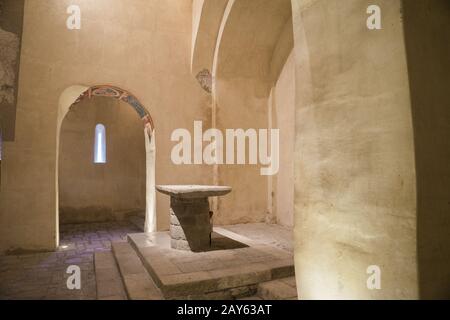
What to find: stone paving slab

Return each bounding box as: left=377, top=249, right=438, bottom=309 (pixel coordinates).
left=0, top=221, right=139, bottom=300
left=219, top=223, right=294, bottom=253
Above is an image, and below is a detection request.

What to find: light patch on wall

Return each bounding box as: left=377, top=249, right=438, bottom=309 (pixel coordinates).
left=94, top=124, right=106, bottom=164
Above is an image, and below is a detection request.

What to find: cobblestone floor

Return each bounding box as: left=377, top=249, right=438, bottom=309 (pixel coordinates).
left=0, top=221, right=139, bottom=300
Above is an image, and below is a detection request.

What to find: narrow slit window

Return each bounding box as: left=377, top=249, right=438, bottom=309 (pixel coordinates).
left=94, top=124, right=106, bottom=164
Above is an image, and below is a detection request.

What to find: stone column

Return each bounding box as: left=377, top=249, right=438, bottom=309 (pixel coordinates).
left=169, top=197, right=211, bottom=251
left=292, top=0, right=418, bottom=299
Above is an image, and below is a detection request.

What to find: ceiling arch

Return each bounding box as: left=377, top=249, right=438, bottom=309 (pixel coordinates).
left=191, top=0, right=229, bottom=75
left=213, top=0, right=293, bottom=82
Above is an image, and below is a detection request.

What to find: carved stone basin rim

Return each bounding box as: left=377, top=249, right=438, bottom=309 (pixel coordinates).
left=156, top=185, right=232, bottom=199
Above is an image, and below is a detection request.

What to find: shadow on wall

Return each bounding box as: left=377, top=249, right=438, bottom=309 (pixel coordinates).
left=402, top=0, right=450, bottom=299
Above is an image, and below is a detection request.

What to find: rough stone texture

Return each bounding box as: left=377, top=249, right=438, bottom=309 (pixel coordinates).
left=170, top=222, right=186, bottom=240
left=157, top=185, right=231, bottom=251
left=257, top=277, right=297, bottom=300
left=169, top=197, right=211, bottom=251
left=0, top=0, right=24, bottom=141
left=0, top=27, right=18, bottom=104
left=0, top=221, right=139, bottom=300
left=170, top=239, right=192, bottom=251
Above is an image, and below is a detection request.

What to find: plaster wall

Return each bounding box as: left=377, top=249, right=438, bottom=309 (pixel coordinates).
left=212, top=0, right=292, bottom=225
left=0, top=0, right=211, bottom=252
left=292, top=0, right=418, bottom=299
left=273, top=50, right=295, bottom=227
left=214, top=77, right=269, bottom=225
left=191, top=0, right=204, bottom=65
left=191, top=0, right=228, bottom=75
left=59, top=96, right=146, bottom=224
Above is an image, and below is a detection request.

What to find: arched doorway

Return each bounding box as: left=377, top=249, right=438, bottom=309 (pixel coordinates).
left=56, top=85, right=156, bottom=246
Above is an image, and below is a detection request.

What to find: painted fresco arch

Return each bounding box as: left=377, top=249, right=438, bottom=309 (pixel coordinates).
left=73, top=85, right=155, bottom=138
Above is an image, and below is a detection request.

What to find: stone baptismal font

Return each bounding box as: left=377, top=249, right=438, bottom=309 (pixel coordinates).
left=156, top=185, right=232, bottom=252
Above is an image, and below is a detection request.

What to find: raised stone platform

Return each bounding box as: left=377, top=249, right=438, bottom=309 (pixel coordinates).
left=127, top=228, right=294, bottom=299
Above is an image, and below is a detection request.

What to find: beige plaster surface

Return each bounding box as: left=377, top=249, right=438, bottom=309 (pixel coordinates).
left=292, top=0, right=418, bottom=299
left=211, top=0, right=293, bottom=225
left=213, top=78, right=269, bottom=225
left=59, top=96, right=146, bottom=224
left=273, top=50, right=295, bottom=227
left=0, top=0, right=211, bottom=252
left=191, top=0, right=228, bottom=75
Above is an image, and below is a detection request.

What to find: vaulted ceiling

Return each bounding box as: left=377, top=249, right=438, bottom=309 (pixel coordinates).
left=191, top=0, right=293, bottom=83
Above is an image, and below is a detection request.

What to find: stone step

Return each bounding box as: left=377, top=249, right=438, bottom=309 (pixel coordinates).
left=94, top=251, right=127, bottom=300
left=111, top=242, right=163, bottom=300
left=256, top=276, right=298, bottom=300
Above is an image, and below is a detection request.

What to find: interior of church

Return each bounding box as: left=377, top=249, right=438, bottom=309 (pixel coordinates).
left=0, top=0, right=449, bottom=301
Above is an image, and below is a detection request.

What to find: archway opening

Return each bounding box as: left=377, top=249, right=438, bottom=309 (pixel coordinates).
left=56, top=85, right=156, bottom=247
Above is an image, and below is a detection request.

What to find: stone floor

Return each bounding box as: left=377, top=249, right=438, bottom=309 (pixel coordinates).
left=0, top=221, right=140, bottom=300
left=0, top=221, right=293, bottom=300
left=220, top=223, right=293, bottom=253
